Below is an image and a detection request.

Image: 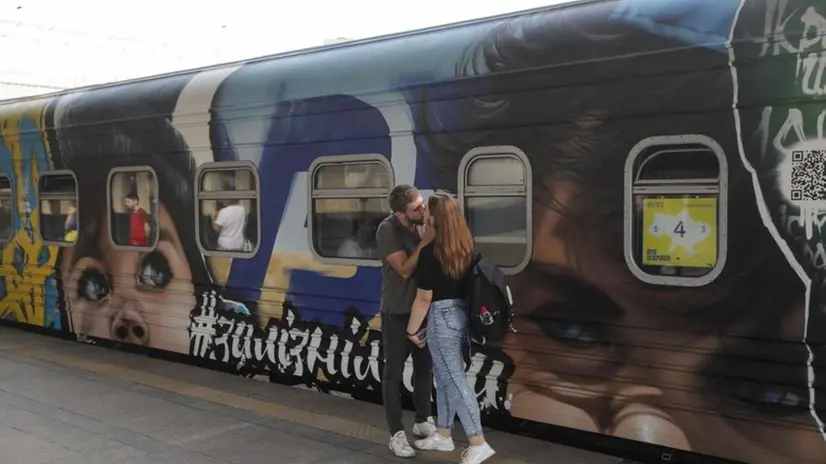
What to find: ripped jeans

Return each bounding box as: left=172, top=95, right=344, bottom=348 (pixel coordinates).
left=427, top=298, right=483, bottom=439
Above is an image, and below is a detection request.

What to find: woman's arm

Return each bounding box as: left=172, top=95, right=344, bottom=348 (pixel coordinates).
left=407, top=244, right=433, bottom=346
left=407, top=289, right=432, bottom=335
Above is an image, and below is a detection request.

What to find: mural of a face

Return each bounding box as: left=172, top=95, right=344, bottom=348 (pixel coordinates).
left=416, top=3, right=826, bottom=462
left=47, top=78, right=218, bottom=356
left=504, top=178, right=819, bottom=463
left=0, top=2, right=817, bottom=464
left=59, top=203, right=195, bottom=353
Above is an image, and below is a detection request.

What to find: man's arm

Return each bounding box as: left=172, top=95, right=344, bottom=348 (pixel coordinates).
left=212, top=208, right=225, bottom=234
left=386, top=247, right=424, bottom=280
left=140, top=210, right=150, bottom=239
left=376, top=222, right=424, bottom=280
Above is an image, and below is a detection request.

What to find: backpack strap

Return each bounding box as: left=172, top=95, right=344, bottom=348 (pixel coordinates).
left=471, top=249, right=483, bottom=266
left=464, top=250, right=482, bottom=302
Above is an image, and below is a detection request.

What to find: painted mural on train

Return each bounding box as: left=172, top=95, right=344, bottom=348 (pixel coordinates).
left=732, top=0, right=826, bottom=453
left=0, top=103, right=62, bottom=329
left=0, top=1, right=825, bottom=463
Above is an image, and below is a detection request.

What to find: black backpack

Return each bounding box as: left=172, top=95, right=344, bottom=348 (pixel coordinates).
left=466, top=252, right=515, bottom=346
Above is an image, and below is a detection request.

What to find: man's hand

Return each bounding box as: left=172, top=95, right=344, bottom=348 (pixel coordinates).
left=407, top=331, right=426, bottom=349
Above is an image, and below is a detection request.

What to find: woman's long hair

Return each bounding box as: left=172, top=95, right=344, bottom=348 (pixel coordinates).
left=428, top=191, right=475, bottom=279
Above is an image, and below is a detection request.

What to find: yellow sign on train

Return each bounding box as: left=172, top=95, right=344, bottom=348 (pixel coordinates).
left=641, top=197, right=717, bottom=268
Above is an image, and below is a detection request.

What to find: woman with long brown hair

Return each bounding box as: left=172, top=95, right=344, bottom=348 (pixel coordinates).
left=405, top=191, right=495, bottom=464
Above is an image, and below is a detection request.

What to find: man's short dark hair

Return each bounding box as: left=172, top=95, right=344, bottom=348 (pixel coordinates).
left=387, top=184, right=419, bottom=213
left=126, top=193, right=139, bottom=201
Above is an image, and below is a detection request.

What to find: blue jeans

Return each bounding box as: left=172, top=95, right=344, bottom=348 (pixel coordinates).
left=427, top=298, right=483, bottom=439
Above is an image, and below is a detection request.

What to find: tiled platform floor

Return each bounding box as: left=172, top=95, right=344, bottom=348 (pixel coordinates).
left=0, top=327, right=623, bottom=464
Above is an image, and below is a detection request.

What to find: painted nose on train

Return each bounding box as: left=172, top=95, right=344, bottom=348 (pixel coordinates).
left=110, top=306, right=149, bottom=345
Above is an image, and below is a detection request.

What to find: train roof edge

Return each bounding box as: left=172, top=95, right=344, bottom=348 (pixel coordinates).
left=0, top=0, right=598, bottom=106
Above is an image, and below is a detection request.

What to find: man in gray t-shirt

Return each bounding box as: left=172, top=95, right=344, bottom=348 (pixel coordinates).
left=376, top=184, right=436, bottom=458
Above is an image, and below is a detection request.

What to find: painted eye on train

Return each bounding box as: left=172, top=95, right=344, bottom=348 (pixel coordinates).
left=138, top=250, right=172, bottom=289
left=77, top=268, right=110, bottom=302
left=704, top=346, right=810, bottom=418
left=522, top=272, right=623, bottom=353
left=713, top=377, right=808, bottom=418
left=528, top=306, right=613, bottom=351
left=526, top=302, right=624, bottom=378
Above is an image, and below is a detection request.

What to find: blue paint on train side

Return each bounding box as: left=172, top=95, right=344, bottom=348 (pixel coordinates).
left=611, top=0, right=740, bottom=52
left=0, top=114, right=62, bottom=329
left=22, top=114, right=62, bottom=329
left=221, top=94, right=389, bottom=326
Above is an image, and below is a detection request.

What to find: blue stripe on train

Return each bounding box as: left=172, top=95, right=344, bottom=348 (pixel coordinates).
left=611, top=0, right=740, bottom=53
left=223, top=95, right=389, bottom=327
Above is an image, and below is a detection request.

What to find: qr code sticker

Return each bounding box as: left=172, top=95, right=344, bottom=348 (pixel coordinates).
left=790, top=149, right=826, bottom=202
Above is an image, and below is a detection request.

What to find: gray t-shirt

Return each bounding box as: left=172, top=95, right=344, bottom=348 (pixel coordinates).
left=376, top=214, right=420, bottom=315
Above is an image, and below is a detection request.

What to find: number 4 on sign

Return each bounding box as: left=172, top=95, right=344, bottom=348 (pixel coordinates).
left=673, top=221, right=686, bottom=238
left=672, top=220, right=707, bottom=238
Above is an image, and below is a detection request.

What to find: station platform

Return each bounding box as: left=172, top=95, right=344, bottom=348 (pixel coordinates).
left=0, top=327, right=623, bottom=464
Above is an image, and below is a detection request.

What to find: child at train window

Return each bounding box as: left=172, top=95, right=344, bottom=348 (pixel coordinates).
left=124, top=193, right=150, bottom=247
left=63, top=201, right=78, bottom=242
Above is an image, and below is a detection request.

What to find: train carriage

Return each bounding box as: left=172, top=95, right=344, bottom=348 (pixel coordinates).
left=0, top=0, right=824, bottom=462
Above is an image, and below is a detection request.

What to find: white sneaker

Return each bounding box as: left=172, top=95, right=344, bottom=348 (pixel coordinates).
left=412, top=417, right=437, bottom=438
left=414, top=432, right=455, bottom=452
left=389, top=431, right=416, bottom=458
left=459, top=442, right=496, bottom=464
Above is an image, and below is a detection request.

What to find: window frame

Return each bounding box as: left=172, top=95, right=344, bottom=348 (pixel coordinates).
left=457, top=145, right=533, bottom=275
left=194, top=161, right=262, bottom=258
left=307, top=153, right=395, bottom=267
left=623, top=134, right=729, bottom=287
left=0, top=172, right=13, bottom=243
left=37, top=169, right=79, bottom=247
left=106, top=166, right=160, bottom=252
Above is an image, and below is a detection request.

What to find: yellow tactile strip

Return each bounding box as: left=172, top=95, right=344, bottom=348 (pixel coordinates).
left=0, top=340, right=528, bottom=463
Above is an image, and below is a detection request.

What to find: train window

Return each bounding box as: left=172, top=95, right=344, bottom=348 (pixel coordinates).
left=623, top=135, right=729, bottom=287
left=38, top=171, right=79, bottom=245
left=458, top=146, right=532, bottom=273
left=107, top=167, right=159, bottom=250
left=195, top=162, right=260, bottom=257
left=308, top=155, right=394, bottom=265
left=0, top=175, right=12, bottom=241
